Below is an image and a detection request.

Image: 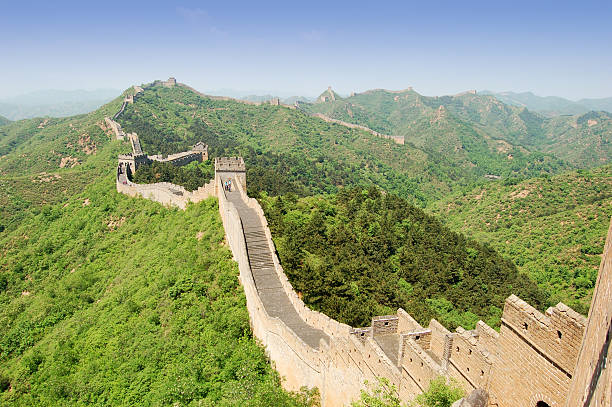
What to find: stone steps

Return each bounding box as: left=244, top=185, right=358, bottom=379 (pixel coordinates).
left=221, top=177, right=329, bottom=349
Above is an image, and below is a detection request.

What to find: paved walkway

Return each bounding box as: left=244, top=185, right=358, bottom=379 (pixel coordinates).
left=221, top=177, right=329, bottom=349
left=374, top=334, right=400, bottom=366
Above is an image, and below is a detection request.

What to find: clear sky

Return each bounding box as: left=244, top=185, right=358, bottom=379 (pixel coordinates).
left=1, top=0, right=611, bottom=99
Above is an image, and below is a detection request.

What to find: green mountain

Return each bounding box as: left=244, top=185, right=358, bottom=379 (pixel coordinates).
left=481, top=90, right=612, bottom=116
left=430, top=165, right=612, bottom=314
left=118, top=84, right=566, bottom=207
left=0, top=94, right=125, bottom=231
left=0, top=79, right=606, bottom=404
left=301, top=88, right=612, bottom=168
left=316, top=87, right=342, bottom=103
left=0, top=115, right=10, bottom=126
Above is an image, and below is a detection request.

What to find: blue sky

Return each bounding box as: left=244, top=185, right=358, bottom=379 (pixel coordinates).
left=1, top=0, right=611, bottom=99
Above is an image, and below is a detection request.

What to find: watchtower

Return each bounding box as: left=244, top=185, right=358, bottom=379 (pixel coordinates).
left=192, top=142, right=208, bottom=161
left=163, top=77, right=177, bottom=87
left=215, top=157, right=246, bottom=189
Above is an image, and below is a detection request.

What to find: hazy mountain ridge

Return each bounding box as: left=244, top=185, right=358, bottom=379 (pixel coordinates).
left=480, top=90, right=612, bottom=116
left=0, top=89, right=120, bottom=120
left=0, top=115, right=10, bottom=126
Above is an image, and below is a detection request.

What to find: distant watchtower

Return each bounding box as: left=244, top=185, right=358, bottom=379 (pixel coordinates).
left=192, top=142, right=208, bottom=161
left=215, top=157, right=246, bottom=189
left=163, top=77, right=177, bottom=87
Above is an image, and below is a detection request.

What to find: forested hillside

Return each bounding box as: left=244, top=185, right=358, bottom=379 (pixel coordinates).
left=118, top=84, right=566, bottom=206
left=0, top=178, right=317, bottom=406
left=260, top=188, right=545, bottom=330
left=302, top=88, right=611, bottom=168
left=431, top=166, right=612, bottom=314
left=0, top=87, right=318, bottom=406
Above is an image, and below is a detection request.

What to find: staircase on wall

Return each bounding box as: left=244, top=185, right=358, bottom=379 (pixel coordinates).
left=219, top=175, right=329, bottom=348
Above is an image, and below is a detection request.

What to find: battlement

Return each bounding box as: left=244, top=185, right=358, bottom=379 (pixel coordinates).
left=215, top=157, right=246, bottom=172
left=501, top=295, right=586, bottom=375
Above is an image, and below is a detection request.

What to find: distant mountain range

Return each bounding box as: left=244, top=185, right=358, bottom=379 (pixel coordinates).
left=302, top=87, right=612, bottom=169
left=0, top=89, right=120, bottom=120
left=480, top=91, right=612, bottom=116
left=0, top=115, right=10, bottom=126
left=240, top=94, right=314, bottom=104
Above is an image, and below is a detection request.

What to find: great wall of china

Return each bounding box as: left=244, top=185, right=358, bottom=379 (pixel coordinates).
left=110, top=80, right=612, bottom=407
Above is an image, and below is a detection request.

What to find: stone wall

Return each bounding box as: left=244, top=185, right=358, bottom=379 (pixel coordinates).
left=105, top=117, right=125, bottom=140
left=566, top=219, right=612, bottom=407
left=116, top=174, right=215, bottom=209
left=309, top=113, right=405, bottom=145
left=220, top=174, right=601, bottom=406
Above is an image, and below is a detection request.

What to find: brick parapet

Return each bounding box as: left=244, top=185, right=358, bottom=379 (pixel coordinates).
left=372, top=315, right=399, bottom=336
left=501, top=295, right=586, bottom=376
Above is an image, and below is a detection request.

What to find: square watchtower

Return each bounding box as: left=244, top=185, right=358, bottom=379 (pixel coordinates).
left=215, top=157, right=246, bottom=189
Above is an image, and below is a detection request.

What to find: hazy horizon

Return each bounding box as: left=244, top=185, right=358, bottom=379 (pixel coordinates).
left=2, top=0, right=611, bottom=100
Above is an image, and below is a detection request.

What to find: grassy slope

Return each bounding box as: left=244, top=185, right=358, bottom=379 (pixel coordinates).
left=0, top=89, right=316, bottom=406
left=0, top=177, right=314, bottom=406
left=430, top=166, right=612, bottom=314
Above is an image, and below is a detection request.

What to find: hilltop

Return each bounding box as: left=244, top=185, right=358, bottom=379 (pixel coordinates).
left=316, top=87, right=343, bottom=103
left=302, top=87, right=612, bottom=168
left=430, top=165, right=612, bottom=314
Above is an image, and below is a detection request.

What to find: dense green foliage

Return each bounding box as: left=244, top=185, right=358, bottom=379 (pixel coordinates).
left=431, top=166, right=612, bottom=314
left=133, top=160, right=214, bottom=191
left=412, top=377, right=464, bottom=407
left=0, top=178, right=318, bottom=406
left=0, top=81, right=608, bottom=404
left=303, top=88, right=611, bottom=168
left=260, top=188, right=545, bottom=329
left=351, top=378, right=401, bottom=407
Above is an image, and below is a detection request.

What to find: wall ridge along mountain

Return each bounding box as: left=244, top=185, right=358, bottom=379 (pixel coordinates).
left=112, top=79, right=612, bottom=406
left=175, top=82, right=404, bottom=145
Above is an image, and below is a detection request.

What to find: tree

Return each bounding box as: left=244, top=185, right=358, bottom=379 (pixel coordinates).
left=352, top=378, right=401, bottom=407
left=412, top=377, right=464, bottom=407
